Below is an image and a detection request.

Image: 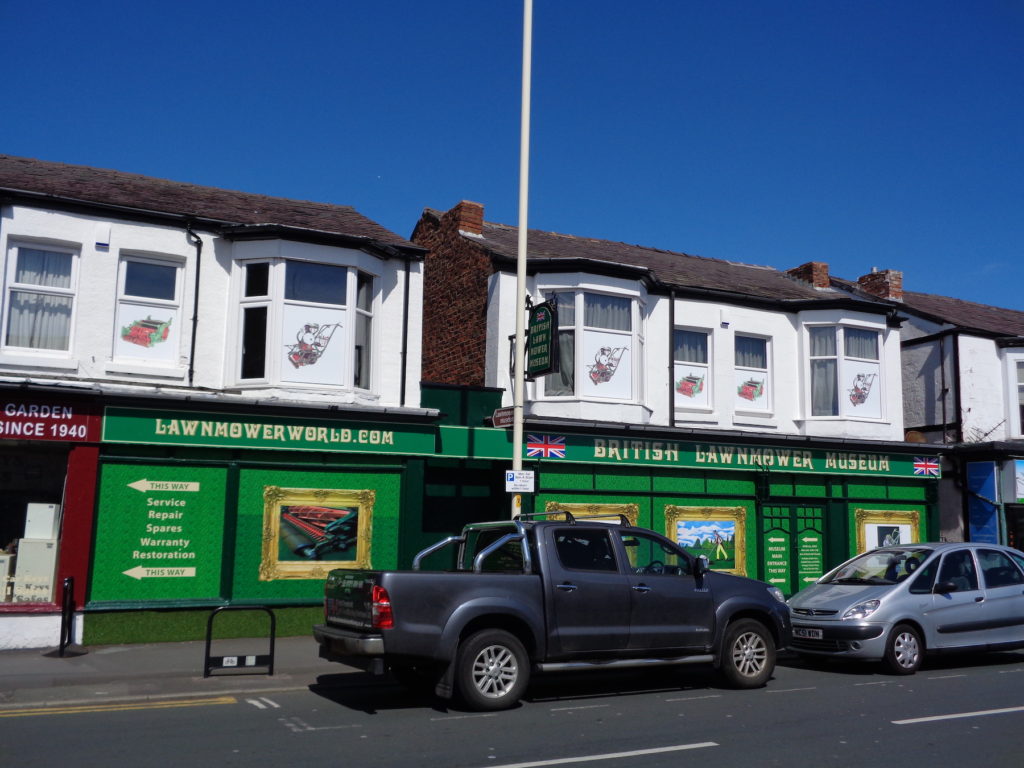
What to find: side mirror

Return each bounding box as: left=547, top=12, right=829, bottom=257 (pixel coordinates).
left=695, top=554, right=709, bottom=577
left=933, top=580, right=957, bottom=594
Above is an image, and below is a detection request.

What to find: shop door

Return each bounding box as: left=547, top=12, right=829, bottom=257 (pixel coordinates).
left=1006, top=505, right=1024, bottom=552
left=759, top=505, right=826, bottom=597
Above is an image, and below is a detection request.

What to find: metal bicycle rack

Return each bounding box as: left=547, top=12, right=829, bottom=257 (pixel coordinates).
left=203, top=606, right=276, bottom=677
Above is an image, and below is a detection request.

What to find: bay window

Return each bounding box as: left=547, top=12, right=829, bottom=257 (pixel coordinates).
left=673, top=328, right=711, bottom=408
left=4, top=245, right=77, bottom=352
left=735, top=334, right=770, bottom=411
left=809, top=325, right=881, bottom=418
left=237, top=259, right=374, bottom=389
left=543, top=290, right=638, bottom=400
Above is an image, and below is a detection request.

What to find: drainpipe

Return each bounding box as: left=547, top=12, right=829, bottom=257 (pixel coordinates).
left=400, top=259, right=410, bottom=406
left=185, top=223, right=203, bottom=388
left=669, top=290, right=676, bottom=428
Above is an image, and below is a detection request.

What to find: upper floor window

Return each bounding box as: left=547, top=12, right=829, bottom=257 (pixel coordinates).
left=114, top=256, right=181, bottom=364
left=3, top=245, right=77, bottom=352
left=1016, top=362, right=1024, bottom=434
left=673, top=328, right=710, bottom=408
left=735, top=334, right=770, bottom=412
left=238, top=259, right=374, bottom=389
left=809, top=326, right=881, bottom=418
left=543, top=290, right=638, bottom=400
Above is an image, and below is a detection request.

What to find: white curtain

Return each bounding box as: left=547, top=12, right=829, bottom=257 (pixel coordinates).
left=810, top=327, right=837, bottom=416
left=845, top=328, right=878, bottom=360
left=584, top=293, right=630, bottom=331
left=735, top=336, right=766, bottom=369
left=7, top=249, right=73, bottom=350
left=674, top=329, right=708, bottom=363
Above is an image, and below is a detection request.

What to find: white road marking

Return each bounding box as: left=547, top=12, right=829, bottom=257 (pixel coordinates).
left=765, top=687, right=816, bottom=693
left=893, top=705, right=1024, bottom=725
left=247, top=697, right=281, bottom=709
left=549, top=704, right=610, bottom=712
left=430, top=713, right=499, bottom=722
left=246, top=699, right=267, bottom=709
left=925, top=674, right=967, bottom=680
left=279, top=716, right=362, bottom=733
left=999, top=669, right=1024, bottom=674
left=474, top=742, right=718, bottom=768
left=665, top=694, right=722, bottom=702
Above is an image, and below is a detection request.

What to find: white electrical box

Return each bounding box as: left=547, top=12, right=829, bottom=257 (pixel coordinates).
left=12, top=539, right=58, bottom=602
left=24, top=503, right=60, bottom=540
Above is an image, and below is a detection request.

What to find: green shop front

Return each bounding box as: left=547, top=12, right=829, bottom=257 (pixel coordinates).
left=443, top=425, right=941, bottom=596
left=85, top=405, right=439, bottom=643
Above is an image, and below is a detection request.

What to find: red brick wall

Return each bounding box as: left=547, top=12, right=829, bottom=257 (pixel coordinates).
left=412, top=205, right=494, bottom=386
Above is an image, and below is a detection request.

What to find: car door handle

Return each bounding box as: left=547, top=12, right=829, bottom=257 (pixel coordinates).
left=975, top=596, right=984, bottom=602
left=556, top=583, right=578, bottom=592
left=632, top=585, right=652, bottom=593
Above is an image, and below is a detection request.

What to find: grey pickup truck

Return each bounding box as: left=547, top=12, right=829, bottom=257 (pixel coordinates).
left=314, top=511, right=792, bottom=710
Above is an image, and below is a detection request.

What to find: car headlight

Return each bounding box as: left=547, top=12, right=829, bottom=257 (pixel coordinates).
left=767, top=586, right=786, bottom=603
left=843, top=599, right=880, bottom=620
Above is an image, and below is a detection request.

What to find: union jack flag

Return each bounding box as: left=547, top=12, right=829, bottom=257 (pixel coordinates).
left=526, top=434, right=566, bottom=459
left=913, top=457, right=940, bottom=477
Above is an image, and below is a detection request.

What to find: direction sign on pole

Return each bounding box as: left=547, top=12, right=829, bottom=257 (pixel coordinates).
left=492, top=407, right=515, bottom=428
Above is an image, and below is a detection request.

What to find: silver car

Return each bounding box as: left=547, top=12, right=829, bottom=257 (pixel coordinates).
left=787, top=542, right=1024, bottom=674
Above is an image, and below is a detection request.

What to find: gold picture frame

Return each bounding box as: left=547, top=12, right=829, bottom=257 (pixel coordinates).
left=855, top=508, right=920, bottom=553
left=259, top=486, right=375, bottom=581
left=543, top=501, right=640, bottom=526
left=664, top=506, right=747, bottom=575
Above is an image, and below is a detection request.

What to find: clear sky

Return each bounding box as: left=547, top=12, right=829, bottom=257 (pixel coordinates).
left=4, top=1, right=1022, bottom=309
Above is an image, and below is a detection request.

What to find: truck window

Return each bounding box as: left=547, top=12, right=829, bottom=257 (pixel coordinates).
left=554, top=529, right=618, bottom=572
left=462, top=528, right=525, bottom=572
left=617, top=531, right=691, bottom=576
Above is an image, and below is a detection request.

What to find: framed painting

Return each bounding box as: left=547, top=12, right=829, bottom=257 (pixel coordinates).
left=259, top=486, right=374, bottom=580
left=665, top=506, right=747, bottom=575
left=855, top=509, right=921, bottom=553
left=543, top=501, right=640, bottom=527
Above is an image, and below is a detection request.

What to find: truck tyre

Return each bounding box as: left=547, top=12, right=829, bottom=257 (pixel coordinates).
left=720, top=619, right=774, bottom=688
left=883, top=624, right=922, bottom=675
left=455, top=629, right=530, bottom=711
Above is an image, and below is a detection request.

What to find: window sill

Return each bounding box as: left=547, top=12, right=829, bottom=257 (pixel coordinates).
left=0, top=353, right=78, bottom=371
left=105, top=361, right=188, bottom=380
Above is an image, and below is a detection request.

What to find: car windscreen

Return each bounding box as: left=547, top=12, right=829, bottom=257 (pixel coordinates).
left=822, top=547, right=934, bottom=585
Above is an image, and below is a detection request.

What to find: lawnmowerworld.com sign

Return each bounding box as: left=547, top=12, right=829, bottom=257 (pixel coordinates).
left=102, top=407, right=436, bottom=455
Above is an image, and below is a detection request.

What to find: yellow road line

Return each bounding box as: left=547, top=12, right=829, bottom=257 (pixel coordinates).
left=0, top=695, right=237, bottom=718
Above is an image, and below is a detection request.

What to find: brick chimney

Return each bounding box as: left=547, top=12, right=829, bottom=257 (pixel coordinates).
left=857, top=268, right=903, bottom=301
left=451, top=200, right=484, bottom=236
left=786, top=261, right=830, bottom=289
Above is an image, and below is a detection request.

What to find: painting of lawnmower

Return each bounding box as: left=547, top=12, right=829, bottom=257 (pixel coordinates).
left=849, top=372, right=877, bottom=406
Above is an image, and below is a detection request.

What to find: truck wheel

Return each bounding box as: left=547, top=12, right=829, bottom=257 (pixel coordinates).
left=455, top=629, right=529, bottom=711
left=720, top=619, right=774, bottom=688
left=883, top=624, right=922, bottom=675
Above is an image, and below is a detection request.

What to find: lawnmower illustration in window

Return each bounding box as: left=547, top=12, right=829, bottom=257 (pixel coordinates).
left=676, top=372, right=705, bottom=398
left=121, top=316, right=172, bottom=348
left=286, top=322, right=342, bottom=368
left=587, top=346, right=627, bottom=385
left=737, top=377, right=764, bottom=401
left=849, top=372, right=876, bottom=406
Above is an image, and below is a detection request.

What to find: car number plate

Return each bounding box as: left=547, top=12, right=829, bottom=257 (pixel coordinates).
left=794, top=627, right=823, bottom=640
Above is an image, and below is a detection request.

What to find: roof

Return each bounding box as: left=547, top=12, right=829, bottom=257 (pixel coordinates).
left=426, top=208, right=853, bottom=303
left=899, top=290, right=1024, bottom=337
left=0, top=155, right=420, bottom=254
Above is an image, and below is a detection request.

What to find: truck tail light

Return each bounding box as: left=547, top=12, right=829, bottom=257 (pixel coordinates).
left=371, top=585, right=394, bottom=629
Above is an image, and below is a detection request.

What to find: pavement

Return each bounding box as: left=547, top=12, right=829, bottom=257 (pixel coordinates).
left=0, top=635, right=363, bottom=709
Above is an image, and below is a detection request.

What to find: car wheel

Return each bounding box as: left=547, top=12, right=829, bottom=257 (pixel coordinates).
left=720, top=619, right=775, bottom=688
left=454, top=629, right=530, bottom=711
left=883, top=624, right=922, bottom=675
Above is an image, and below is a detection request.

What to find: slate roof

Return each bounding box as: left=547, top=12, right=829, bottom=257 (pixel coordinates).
left=460, top=215, right=841, bottom=302
left=0, top=155, right=419, bottom=253
left=899, top=290, right=1024, bottom=337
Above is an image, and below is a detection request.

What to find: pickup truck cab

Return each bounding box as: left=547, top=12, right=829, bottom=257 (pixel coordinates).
left=314, top=511, right=791, bottom=710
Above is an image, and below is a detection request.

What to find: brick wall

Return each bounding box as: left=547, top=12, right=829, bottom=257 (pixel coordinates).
left=411, top=202, right=493, bottom=386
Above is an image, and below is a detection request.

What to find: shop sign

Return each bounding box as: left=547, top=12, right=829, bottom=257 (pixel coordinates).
left=102, top=406, right=437, bottom=455
left=88, top=464, right=227, bottom=603
left=797, top=530, right=824, bottom=587
left=0, top=395, right=100, bottom=442
left=499, top=432, right=940, bottom=479
left=526, top=301, right=558, bottom=378
left=763, top=530, right=790, bottom=588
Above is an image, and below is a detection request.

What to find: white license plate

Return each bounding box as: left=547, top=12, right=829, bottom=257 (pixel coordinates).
left=794, top=627, right=823, bottom=640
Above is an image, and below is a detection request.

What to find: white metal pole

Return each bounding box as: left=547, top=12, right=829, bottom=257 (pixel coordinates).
left=512, top=0, right=533, bottom=516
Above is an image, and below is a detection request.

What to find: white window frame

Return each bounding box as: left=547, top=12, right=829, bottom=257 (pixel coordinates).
left=734, top=333, right=772, bottom=413
left=2, top=242, right=79, bottom=355
left=673, top=326, right=712, bottom=411
left=537, top=287, right=643, bottom=403
left=112, top=254, right=183, bottom=364
left=1003, top=353, right=1024, bottom=437
left=233, top=258, right=376, bottom=390
left=807, top=324, right=884, bottom=420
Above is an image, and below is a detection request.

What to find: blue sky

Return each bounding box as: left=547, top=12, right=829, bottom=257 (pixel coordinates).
left=4, top=1, right=1022, bottom=309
